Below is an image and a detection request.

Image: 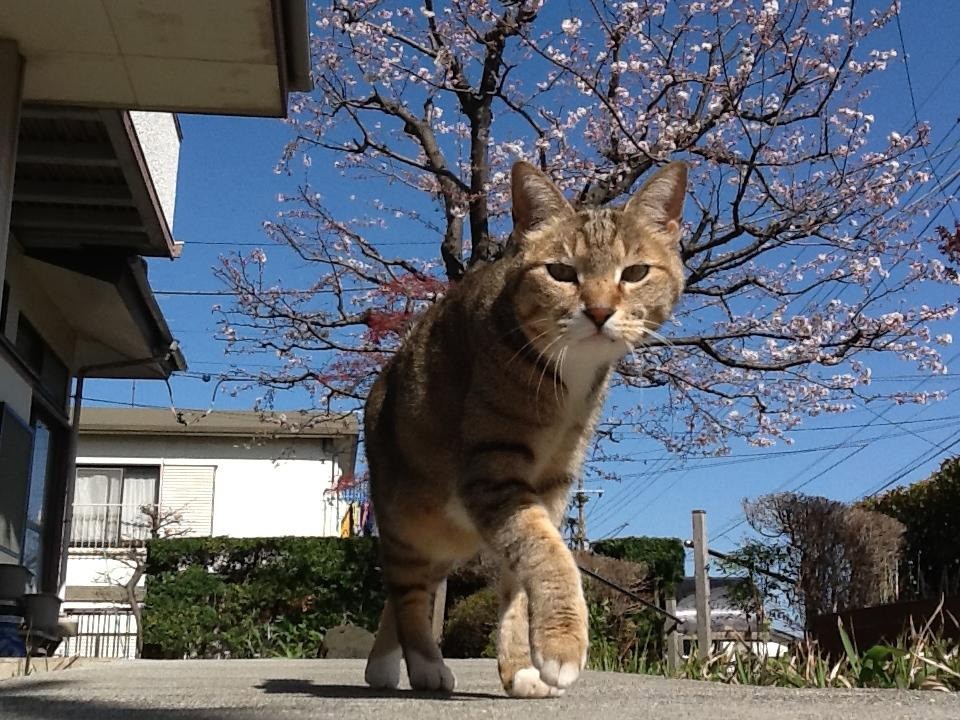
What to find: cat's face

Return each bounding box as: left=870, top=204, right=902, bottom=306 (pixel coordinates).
left=508, top=162, right=687, bottom=376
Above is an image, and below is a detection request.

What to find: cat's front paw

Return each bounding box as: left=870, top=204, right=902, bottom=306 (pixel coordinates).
left=530, top=601, right=588, bottom=690
left=507, top=667, right=565, bottom=698
left=406, top=651, right=457, bottom=692
left=365, top=647, right=402, bottom=689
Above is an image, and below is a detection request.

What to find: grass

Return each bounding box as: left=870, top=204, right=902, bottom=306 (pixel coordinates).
left=588, top=610, right=960, bottom=691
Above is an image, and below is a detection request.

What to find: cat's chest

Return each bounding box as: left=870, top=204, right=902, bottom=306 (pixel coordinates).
left=559, top=351, right=608, bottom=405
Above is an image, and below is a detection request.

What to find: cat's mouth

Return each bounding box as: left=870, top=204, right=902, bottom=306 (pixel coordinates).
left=584, top=329, right=617, bottom=343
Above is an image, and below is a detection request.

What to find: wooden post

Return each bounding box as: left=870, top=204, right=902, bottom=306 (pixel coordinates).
left=431, top=578, right=447, bottom=643
left=665, top=592, right=680, bottom=673
left=692, top=509, right=711, bottom=659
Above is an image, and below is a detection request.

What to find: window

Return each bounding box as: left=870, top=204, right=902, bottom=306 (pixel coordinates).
left=0, top=282, right=9, bottom=338
left=0, top=403, right=32, bottom=563
left=71, top=466, right=160, bottom=548
left=15, top=316, right=69, bottom=409
left=21, top=407, right=68, bottom=591
left=21, top=415, right=53, bottom=583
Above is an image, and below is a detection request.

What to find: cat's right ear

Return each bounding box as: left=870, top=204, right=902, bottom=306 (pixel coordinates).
left=511, top=162, right=574, bottom=238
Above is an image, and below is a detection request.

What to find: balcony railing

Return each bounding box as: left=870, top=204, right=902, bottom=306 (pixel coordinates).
left=69, top=504, right=155, bottom=549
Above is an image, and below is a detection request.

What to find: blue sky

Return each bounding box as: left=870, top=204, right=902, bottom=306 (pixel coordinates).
left=84, top=2, right=960, bottom=551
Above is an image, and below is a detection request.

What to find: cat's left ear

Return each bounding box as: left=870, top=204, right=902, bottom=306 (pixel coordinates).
left=624, top=161, right=688, bottom=243
left=511, top=161, right=575, bottom=238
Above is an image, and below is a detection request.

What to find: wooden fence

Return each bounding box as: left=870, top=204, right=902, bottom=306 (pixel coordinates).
left=811, top=595, right=960, bottom=657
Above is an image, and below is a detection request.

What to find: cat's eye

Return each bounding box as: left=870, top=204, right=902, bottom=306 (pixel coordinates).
left=620, top=264, right=650, bottom=283
left=546, top=263, right=578, bottom=283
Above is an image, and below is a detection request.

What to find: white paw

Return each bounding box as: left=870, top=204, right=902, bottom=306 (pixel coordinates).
left=406, top=653, right=456, bottom=692
left=508, top=667, right=564, bottom=698
left=533, top=653, right=581, bottom=690
left=365, top=648, right=402, bottom=689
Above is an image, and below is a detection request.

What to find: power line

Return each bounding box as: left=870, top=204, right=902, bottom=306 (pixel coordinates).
left=709, top=444, right=871, bottom=544
left=601, top=412, right=960, bottom=436
left=183, top=240, right=441, bottom=248
left=860, top=427, right=960, bottom=499
left=706, top=340, right=960, bottom=541
left=155, top=286, right=379, bottom=296
left=894, top=5, right=958, bottom=223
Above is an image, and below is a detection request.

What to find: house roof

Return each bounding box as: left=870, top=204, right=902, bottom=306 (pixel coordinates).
left=21, top=253, right=186, bottom=379
left=675, top=576, right=746, bottom=611
left=0, top=0, right=311, bottom=117
left=10, top=105, right=187, bottom=378
left=79, top=407, right=359, bottom=439
left=14, top=106, right=178, bottom=260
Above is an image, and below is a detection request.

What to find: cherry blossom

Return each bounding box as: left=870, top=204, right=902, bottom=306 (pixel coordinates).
left=216, top=0, right=956, bottom=453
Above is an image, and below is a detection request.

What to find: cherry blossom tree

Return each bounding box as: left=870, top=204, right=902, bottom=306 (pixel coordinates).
left=938, top=222, right=960, bottom=278
left=215, top=0, right=957, bottom=454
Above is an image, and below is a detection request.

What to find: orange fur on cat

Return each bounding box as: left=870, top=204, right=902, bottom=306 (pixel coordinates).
left=363, top=160, right=687, bottom=697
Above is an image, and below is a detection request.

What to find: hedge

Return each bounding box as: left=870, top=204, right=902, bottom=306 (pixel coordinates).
left=590, top=536, right=685, bottom=594
left=143, top=535, right=683, bottom=661
left=862, top=457, right=960, bottom=600
left=142, top=536, right=384, bottom=659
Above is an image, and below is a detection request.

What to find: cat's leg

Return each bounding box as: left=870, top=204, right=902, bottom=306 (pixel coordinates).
left=466, top=483, right=588, bottom=693
left=497, top=568, right=563, bottom=698
left=384, top=555, right=456, bottom=692
left=365, top=598, right=402, bottom=689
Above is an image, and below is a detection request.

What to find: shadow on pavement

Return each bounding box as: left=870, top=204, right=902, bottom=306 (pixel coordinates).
left=0, top=695, right=248, bottom=720
left=0, top=677, right=76, bottom=694
left=0, top=675, right=250, bottom=719
left=257, top=678, right=505, bottom=701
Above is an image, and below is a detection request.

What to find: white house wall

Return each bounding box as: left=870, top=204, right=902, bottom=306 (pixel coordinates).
left=64, top=555, right=137, bottom=590
left=78, top=433, right=349, bottom=539
left=209, top=456, right=345, bottom=538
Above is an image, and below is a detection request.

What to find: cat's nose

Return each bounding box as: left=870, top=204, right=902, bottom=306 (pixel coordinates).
left=584, top=306, right=614, bottom=328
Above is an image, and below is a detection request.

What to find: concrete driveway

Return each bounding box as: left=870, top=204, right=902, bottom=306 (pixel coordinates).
left=0, top=658, right=957, bottom=720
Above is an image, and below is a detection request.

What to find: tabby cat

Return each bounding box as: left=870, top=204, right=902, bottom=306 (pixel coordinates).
left=363, top=160, right=687, bottom=697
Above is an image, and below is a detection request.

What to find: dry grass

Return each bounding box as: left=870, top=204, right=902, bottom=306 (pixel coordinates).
left=590, top=605, right=960, bottom=692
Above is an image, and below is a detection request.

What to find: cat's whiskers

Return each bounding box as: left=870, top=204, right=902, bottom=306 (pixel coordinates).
left=503, top=321, right=553, bottom=368
left=552, top=344, right=569, bottom=406
left=557, top=345, right=570, bottom=404
left=639, top=327, right=675, bottom=348
left=532, top=334, right=566, bottom=412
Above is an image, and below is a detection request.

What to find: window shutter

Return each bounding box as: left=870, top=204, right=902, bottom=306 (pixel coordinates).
left=159, top=465, right=215, bottom=537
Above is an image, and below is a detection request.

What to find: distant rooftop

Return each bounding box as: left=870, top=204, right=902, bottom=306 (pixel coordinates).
left=79, top=407, right=358, bottom=439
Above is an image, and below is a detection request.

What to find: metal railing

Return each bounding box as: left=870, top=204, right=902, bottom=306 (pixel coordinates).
left=57, top=609, right=138, bottom=659
left=69, top=504, right=154, bottom=549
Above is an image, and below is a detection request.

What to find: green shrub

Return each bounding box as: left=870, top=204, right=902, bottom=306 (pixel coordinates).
left=445, top=554, right=497, bottom=612
left=590, top=536, right=685, bottom=595
left=142, top=536, right=383, bottom=659
left=443, top=588, right=499, bottom=658
left=442, top=588, right=498, bottom=658
left=587, top=599, right=665, bottom=673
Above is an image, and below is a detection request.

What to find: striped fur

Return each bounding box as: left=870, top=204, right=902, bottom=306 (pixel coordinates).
left=364, top=160, right=687, bottom=696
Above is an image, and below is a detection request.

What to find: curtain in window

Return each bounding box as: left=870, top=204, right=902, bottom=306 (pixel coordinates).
left=73, top=468, right=122, bottom=545
left=120, top=468, right=159, bottom=543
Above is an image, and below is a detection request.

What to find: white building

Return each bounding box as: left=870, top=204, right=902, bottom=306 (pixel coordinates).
left=60, top=407, right=359, bottom=658
left=674, top=577, right=793, bottom=659
left=0, top=3, right=310, bottom=616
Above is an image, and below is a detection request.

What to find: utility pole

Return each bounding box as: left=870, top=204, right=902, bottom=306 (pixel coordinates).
left=692, top=509, right=712, bottom=658
left=567, top=478, right=602, bottom=551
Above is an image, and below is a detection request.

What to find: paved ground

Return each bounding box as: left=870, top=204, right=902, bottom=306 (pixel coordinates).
left=0, top=659, right=957, bottom=720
